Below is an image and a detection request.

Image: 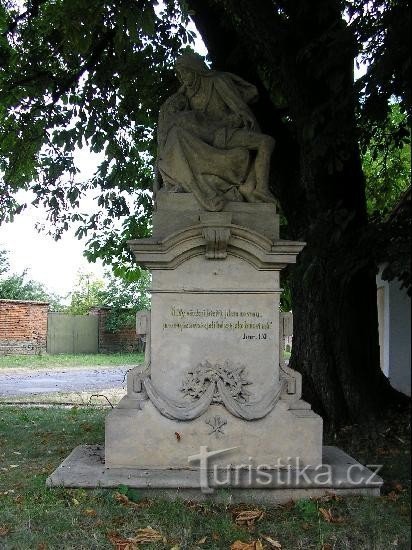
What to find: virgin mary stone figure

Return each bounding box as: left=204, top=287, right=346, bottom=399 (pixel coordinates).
left=156, top=52, right=276, bottom=211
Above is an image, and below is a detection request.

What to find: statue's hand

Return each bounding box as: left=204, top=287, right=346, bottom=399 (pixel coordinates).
left=238, top=110, right=256, bottom=130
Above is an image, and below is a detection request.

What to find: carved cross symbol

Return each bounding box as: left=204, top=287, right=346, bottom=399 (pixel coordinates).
left=205, top=415, right=227, bottom=438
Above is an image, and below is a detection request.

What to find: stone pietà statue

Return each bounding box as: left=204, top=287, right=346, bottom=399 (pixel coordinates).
left=47, top=51, right=381, bottom=502
left=155, top=52, right=276, bottom=211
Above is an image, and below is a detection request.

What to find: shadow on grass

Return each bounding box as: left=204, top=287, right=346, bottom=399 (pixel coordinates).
left=0, top=406, right=410, bottom=549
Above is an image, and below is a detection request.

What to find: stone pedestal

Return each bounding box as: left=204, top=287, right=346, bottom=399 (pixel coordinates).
left=106, top=191, right=322, bottom=468
left=47, top=192, right=383, bottom=498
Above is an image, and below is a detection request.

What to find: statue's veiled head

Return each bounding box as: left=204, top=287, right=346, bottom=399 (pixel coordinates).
left=175, top=52, right=209, bottom=86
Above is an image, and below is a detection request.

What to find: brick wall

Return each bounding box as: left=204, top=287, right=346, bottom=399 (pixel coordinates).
left=0, top=299, right=49, bottom=355
left=89, top=307, right=141, bottom=353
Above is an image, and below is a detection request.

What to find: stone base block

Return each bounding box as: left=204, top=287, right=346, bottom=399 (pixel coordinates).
left=105, top=401, right=323, bottom=469
left=46, top=445, right=382, bottom=504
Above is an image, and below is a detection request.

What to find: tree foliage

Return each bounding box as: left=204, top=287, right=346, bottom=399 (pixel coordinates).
left=0, top=0, right=410, bottom=423
left=99, top=268, right=151, bottom=332
left=348, top=0, right=411, bottom=218
left=65, top=268, right=151, bottom=331
left=65, top=271, right=105, bottom=315
left=347, top=0, right=410, bottom=129
left=0, top=0, right=195, bottom=274
left=0, top=248, right=63, bottom=307
left=372, top=190, right=412, bottom=294
left=0, top=248, right=9, bottom=276
left=362, top=104, right=410, bottom=217
left=0, top=0, right=409, bottom=267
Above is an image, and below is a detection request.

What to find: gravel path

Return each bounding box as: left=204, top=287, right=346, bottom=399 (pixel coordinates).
left=0, top=366, right=130, bottom=396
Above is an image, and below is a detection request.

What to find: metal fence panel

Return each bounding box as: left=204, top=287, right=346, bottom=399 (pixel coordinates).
left=47, top=313, right=98, bottom=354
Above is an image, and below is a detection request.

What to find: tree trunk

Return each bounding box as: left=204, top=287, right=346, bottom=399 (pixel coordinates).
left=189, top=0, right=407, bottom=428
left=289, top=223, right=393, bottom=426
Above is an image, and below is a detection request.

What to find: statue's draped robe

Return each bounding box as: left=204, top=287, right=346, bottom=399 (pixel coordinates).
left=157, top=71, right=260, bottom=211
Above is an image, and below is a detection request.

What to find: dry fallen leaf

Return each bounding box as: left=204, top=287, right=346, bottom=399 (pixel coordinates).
left=230, top=541, right=265, bottom=550
left=318, top=507, right=344, bottom=524
left=107, top=531, right=137, bottom=550
left=318, top=492, right=343, bottom=503
left=84, top=508, right=97, bottom=516
left=135, top=526, right=164, bottom=543
left=319, top=508, right=333, bottom=522
left=114, top=492, right=129, bottom=504
left=175, top=432, right=181, bottom=441
left=197, top=536, right=207, bottom=544
left=234, top=509, right=265, bottom=527
left=262, top=535, right=282, bottom=548
left=0, top=526, right=11, bottom=536
left=231, top=541, right=249, bottom=550
left=322, top=544, right=333, bottom=550
left=113, top=492, right=141, bottom=509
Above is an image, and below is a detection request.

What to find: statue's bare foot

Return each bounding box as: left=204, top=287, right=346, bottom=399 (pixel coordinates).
left=239, top=183, right=259, bottom=203
left=253, top=189, right=277, bottom=204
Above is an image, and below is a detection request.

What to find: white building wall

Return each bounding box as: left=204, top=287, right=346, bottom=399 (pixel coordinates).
left=377, top=266, right=411, bottom=396
left=388, top=278, right=411, bottom=396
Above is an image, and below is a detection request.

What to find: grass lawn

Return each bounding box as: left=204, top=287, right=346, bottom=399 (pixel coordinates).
left=0, top=406, right=410, bottom=549
left=0, top=389, right=125, bottom=407
left=0, top=352, right=144, bottom=370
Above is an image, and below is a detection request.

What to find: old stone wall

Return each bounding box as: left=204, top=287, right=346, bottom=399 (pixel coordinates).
left=89, top=307, right=141, bottom=354
left=0, top=299, right=49, bottom=355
